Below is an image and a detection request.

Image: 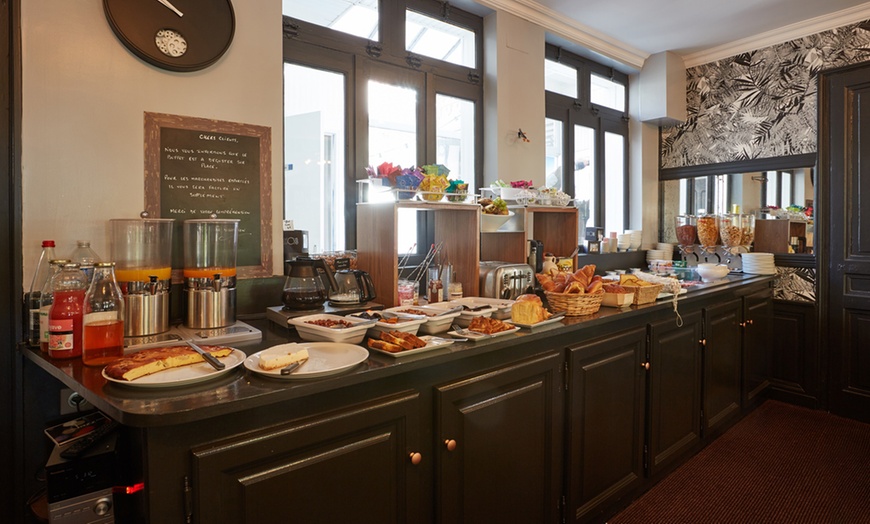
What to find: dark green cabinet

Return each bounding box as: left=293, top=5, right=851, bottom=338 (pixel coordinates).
left=435, top=351, right=564, bottom=524
left=191, top=391, right=423, bottom=524
left=703, top=298, right=744, bottom=434
left=647, top=310, right=703, bottom=477
left=565, top=326, right=646, bottom=523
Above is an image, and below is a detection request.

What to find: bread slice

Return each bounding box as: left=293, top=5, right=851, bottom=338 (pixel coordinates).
left=104, top=345, right=234, bottom=381
left=367, top=337, right=404, bottom=353
left=259, top=348, right=310, bottom=371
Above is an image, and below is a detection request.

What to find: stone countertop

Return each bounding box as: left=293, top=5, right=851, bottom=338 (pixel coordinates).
left=22, top=273, right=773, bottom=428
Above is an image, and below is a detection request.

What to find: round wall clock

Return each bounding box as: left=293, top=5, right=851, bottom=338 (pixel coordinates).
left=103, top=0, right=235, bottom=72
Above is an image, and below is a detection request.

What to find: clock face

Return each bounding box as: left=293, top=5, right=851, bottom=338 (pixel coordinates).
left=104, top=0, right=235, bottom=72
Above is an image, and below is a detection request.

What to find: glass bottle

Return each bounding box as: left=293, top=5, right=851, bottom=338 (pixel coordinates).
left=71, top=240, right=101, bottom=284
left=39, top=259, right=69, bottom=353
left=82, top=262, right=125, bottom=366
left=48, top=263, right=87, bottom=359
left=27, top=240, right=56, bottom=347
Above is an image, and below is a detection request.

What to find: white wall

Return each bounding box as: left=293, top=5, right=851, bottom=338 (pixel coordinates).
left=21, top=1, right=284, bottom=284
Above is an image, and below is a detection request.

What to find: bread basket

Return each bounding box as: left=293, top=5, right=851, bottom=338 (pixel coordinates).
left=545, top=290, right=604, bottom=316
left=620, top=283, right=663, bottom=305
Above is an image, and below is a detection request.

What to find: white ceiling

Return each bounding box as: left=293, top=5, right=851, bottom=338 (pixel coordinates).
left=456, top=0, right=870, bottom=71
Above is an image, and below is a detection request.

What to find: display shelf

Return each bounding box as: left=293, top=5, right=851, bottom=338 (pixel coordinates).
left=357, top=201, right=481, bottom=307
left=480, top=206, right=579, bottom=268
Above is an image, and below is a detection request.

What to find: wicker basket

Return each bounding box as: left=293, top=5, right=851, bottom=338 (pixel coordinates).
left=621, top=283, right=663, bottom=305
left=545, top=290, right=605, bottom=316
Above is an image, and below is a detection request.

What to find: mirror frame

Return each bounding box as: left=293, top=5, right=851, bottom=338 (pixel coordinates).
left=659, top=153, right=817, bottom=267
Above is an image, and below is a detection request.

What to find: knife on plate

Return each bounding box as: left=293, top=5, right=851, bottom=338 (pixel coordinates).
left=280, top=357, right=309, bottom=375
left=186, top=340, right=226, bottom=370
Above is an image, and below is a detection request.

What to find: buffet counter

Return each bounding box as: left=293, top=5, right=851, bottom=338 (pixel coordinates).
left=23, top=273, right=775, bottom=524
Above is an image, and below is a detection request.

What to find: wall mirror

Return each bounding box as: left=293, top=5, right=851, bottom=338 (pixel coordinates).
left=659, top=153, right=816, bottom=257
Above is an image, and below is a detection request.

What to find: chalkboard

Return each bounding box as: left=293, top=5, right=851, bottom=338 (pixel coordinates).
left=144, top=112, right=273, bottom=280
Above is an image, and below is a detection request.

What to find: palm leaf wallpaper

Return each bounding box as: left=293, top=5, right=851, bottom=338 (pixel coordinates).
left=661, top=22, right=870, bottom=169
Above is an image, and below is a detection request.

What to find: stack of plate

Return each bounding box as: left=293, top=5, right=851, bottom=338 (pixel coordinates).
left=656, top=242, right=675, bottom=259
left=646, top=249, right=670, bottom=263
left=741, top=252, right=776, bottom=275
left=625, top=230, right=643, bottom=250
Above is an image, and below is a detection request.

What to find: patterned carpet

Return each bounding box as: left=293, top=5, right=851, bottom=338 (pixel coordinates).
left=609, top=400, right=870, bottom=524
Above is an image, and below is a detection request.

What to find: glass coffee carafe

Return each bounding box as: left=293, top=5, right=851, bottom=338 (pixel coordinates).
left=282, top=257, right=338, bottom=310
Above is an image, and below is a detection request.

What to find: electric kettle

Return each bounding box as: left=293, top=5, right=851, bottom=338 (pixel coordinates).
left=329, top=269, right=376, bottom=305
left=282, top=257, right=338, bottom=310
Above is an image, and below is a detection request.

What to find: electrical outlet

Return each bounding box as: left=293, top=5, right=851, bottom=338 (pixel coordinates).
left=59, top=388, right=93, bottom=415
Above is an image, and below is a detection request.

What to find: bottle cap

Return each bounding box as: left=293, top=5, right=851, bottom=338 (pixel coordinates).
left=42, top=240, right=55, bottom=247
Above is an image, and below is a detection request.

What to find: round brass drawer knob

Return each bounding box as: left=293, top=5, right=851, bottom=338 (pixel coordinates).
left=444, top=439, right=457, bottom=451
left=409, top=452, right=422, bottom=465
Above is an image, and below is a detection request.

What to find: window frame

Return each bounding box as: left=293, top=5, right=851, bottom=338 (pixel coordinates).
left=283, top=1, right=484, bottom=253
left=544, top=44, right=630, bottom=234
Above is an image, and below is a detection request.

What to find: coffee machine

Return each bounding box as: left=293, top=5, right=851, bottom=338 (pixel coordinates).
left=110, top=216, right=174, bottom=337
left=183, top=218, right=239, bottom=329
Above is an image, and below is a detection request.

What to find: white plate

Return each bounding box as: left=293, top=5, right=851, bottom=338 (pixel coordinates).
left=452, top=297, right=515, bottom=320
left=244, top=342, right=368, bottom=379
left=367, top=335, right=454, bottom=358
left=510, top=316, right=565, bottom=330
left=102, top=349, right=246, bottom=388
left=447, top=326, right=520, bottom=341
left=427, top=300, right=497, bottom=327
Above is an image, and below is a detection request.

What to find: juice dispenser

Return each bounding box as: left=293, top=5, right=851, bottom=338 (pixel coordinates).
left=183, top=218, right=239, bottom=329
left=110, top=216, right=174, bottom=336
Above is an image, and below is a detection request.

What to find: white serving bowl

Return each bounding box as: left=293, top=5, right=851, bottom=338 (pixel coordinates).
left=498, top=187, right=524, bottom=200
left=386, top=305, right=461, bottom=335
left=288, top=313, right=372, bottom=344
left=696, top=264, right=731, bottom=282
left=480, top=211, right=514, bottom=232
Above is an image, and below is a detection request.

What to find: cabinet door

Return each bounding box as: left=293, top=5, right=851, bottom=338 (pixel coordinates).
left=648, top=311, right=702, bottom=477
left=744, top=288, right=773, bottom=406
left=435, top=351, right=563, bottom=524
left=566, top=326, right=646, bottom=524
left=703, top=299, right=743, bottom=434
left=769, top=300, right=820, bottom=407
left=191, top=391, right=422, bottom=524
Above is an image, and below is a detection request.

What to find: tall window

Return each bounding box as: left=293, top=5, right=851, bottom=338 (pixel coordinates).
left=284, top=1, right=483, bottom=253
left=544, top=45, right=629, bottom=239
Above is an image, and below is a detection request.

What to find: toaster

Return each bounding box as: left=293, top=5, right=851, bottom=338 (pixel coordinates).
left=479, top=261, right=535, bottom=300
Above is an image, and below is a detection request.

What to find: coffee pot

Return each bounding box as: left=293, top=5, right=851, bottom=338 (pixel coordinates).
left=329, top=269, right=376, bottom=305
left=282, top=257, right=338, bottom=310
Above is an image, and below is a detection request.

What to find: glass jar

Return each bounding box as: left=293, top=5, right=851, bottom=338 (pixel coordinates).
left=696, top=215, right=720, bottom=247
left=48, top=263, right=87, bottom=359
left=83, top=262, right=125, bottom=366
left=674, top=215, right=698, bottom=246
left=717, top=214, right=744, bottom=249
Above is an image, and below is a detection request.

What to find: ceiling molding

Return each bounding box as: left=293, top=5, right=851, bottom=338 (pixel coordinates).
left=473, top=0, right=648, bottom=70
left=682, top=2, right=870, bottom=67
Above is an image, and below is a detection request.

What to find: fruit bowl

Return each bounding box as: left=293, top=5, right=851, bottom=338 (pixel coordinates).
left=696, top=263, right=730, bottom=282
left=480, top=211, right=514, bottom=232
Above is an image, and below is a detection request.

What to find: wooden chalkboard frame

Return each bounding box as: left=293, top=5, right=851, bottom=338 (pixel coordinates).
left=144, top=112, right=273, bottom=281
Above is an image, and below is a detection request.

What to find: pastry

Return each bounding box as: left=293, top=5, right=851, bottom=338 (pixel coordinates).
left=511, top=294, right=551, bottom=324
left=104, top=344, right=234, bottom=381
left=259, top=348, right=309, bottom=371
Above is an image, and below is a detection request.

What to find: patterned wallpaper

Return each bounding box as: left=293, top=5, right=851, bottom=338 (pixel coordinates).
left=661, top=22, right=870, bottom=169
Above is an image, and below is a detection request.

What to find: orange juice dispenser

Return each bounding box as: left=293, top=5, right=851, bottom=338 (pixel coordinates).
left=183, top=218, right=239, bottom=329
left=110, top=216, right=174, bottom=336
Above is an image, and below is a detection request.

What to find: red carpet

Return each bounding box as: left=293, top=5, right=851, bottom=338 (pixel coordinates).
left=609, top=400, right=870, bottom=524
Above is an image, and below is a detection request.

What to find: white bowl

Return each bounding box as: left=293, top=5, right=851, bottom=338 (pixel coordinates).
left=696, top=264, right=731, bottom=281
left=347, top=312, right=427, bottom=337
left=480, top=211, right=514, bottom=232
left=386, top=305, right=461, bottom=335
left=498, top=187, right=524, bottom=200
left=288, top=313, right=372, bottom=344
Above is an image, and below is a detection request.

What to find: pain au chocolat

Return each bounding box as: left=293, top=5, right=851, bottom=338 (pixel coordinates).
left=104, top=344, right=234, bottom=381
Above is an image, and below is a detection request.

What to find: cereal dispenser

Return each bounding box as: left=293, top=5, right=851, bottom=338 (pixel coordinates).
left=110, top=215, right=174, bottom=336
left=183, top=218, right=239, bottom=329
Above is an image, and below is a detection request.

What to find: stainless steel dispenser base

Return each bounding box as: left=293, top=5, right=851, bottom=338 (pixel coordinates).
left=124, top=292, right=170, bottom=337
left=185, top=287, right=236, bottom=329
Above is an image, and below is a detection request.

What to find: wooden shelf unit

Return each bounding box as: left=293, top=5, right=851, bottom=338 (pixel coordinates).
left=357, top=201, right=481, bottom=307
left=480, top=206, right=579, bottom=266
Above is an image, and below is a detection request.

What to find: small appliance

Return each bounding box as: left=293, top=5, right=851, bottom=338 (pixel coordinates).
left=479, top=261, right=535, bottom=300
left=110, top=215, right=174, bottom=337
left=330, top=269, right=376, bottom=305
left=283, top=229, right=309, bottom=261
left=183, top=218, right=239, bottom=329
left=46, top=432, right=119, bottom=524
left=282, top=257, right=338, bottom=310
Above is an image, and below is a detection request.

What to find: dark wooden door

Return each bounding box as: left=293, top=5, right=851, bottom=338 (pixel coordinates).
left=703, top=299, right=743, bottom=434
left=435, top=351, right=563, bottom=524
left=191, top=391, right=423, bottom=524
left=648, top=310, right=703, bottom=477
left=820, top=63, right=870, bottom=423
left=743, top=288, right=774, bottom=408
left=566, top=326, right=646, bottom=523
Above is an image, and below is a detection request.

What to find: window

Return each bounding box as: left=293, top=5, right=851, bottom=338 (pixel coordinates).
left=545, top=45, right=629, bottom=240
left=284, top=1, right=483, bottom=254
